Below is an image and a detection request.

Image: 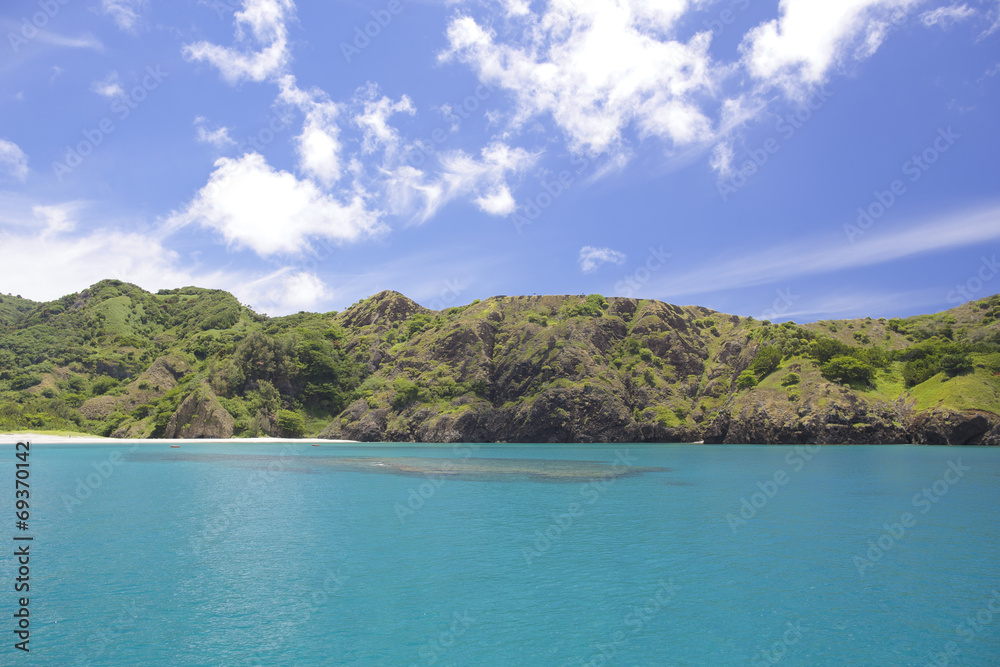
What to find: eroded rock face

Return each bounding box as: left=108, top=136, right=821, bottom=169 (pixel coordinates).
left=908, top=410, right=996, bottom=445
left=163, top=384, right=234, bottom=439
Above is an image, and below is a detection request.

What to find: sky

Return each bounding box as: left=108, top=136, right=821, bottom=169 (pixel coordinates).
left=0, top=0, right=999, bottom=321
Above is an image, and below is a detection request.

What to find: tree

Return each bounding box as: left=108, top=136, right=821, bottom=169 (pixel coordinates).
left=938, top=353, right=973, bottom=377
left=811, top=338, right=850, bottom=363
left=750, top=346, right=782, bottom=378
left=277, top=410, right=305, bottom=438
left=821, top=356, right=875, bottom=386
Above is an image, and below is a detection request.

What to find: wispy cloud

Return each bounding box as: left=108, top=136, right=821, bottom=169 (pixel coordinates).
left=0, top=139, right=29, bottom=182
left=194, top=116, right=237, bottom=148
left=90, top=71, right=124, bottom=98
left=654, top=204, right=1000, bottom=298
left=920, top=4, right=976, bottom=28
left=579, top=246, right=626, bottom=274
left=101, top=0, right=149, bottom=32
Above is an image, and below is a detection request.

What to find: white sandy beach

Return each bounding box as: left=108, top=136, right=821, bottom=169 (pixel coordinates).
left=0, top=432, right=359, bottom=445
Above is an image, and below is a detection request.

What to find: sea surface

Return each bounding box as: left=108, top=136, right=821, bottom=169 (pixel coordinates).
left=2, top=442, right=999, bottom=666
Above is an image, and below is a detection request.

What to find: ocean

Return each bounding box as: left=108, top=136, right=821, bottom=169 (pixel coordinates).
left=2, top=442, right=999, bottom=666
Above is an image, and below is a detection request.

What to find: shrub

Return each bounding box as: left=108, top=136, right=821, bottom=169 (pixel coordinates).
left=736, top=370, right=758, bottom=390
left=781, top=373, right=800, bottom=386
left=392, top=377, right=422, bottom=409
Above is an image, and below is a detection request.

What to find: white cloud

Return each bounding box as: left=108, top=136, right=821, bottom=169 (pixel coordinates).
left=0, top=200, right=340, bottom=316
left=182, top=0, right=294, bottom=84
left=920, top=4, right=976, bottom=27
left=391, top=141, right=538, bottom=222
left=90, top=71, right=124, bottom=98
left=278, top=75, right=343, bottom=187
left=0, top=220, right=197, bottom=302
left=242, top=268, right=331, bottom=313
left=740, top=0, right=920, bottom=95
left=33, top=204, right=77, bottom=238
left=194, top=116, right=237, bottom=148
left=654, top=204, right=1000, bottom=298
left=440, top=0, right=717, bottom=156
left=579, top=245, right=626, bottom=273
left=353, top=85, right=416, bottom=157
left=709, top=141, right=734, bottom=177
left=0, top=140, right=28, bottom=182
left=165, top=152, right=385, bottom=256
left=986, top=1, right=1000, bottom=36
left=101, top=0, right=148, bottom=32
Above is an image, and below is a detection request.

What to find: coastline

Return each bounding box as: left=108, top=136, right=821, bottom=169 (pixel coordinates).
left=0, top=432, right=359, bottom=445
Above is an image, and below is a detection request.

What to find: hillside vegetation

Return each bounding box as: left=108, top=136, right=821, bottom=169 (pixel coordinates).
left=1, top=280, right=999, bottom=444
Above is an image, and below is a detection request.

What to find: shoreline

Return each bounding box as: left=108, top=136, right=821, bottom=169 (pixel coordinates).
left=0, top=432, right=359, bottom=445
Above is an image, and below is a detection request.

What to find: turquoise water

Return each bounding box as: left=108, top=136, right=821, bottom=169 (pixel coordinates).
left=2, top=443, right=999, bottom=666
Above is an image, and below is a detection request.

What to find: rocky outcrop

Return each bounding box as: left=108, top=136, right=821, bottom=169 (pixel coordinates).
left=908, top=410, right=998, bottom=445
left=80, top=355, right=191, bottom=420
left=163, top=384, right=234, bottom=439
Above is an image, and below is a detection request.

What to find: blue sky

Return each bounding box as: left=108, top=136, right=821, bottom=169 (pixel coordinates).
left=1, top=0, right=998, bottom=321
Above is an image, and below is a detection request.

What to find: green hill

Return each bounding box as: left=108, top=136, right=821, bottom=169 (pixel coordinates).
left=1, top=279, right=998, bottom=444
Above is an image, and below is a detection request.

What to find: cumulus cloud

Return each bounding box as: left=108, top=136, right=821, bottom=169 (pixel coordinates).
left=90, top=71, right=124, bottom=98
left=579, top=245, right=626, bottom=273
left=182, top=0, right=294, bottom=84
left=739, top=0, right=920, bottom=95
left=241, top=268, right=331, bottom=313
left=278, top=76, right=344, bottom=187
left=0, top=209, right=196, bottom=301
left=101, top=0, right=148, bottom=32
left=0, top=139, right=28, bottom=181
left=920, top=4, right=976, bottom=27
left=440, top=0, right=716, bottom=156
left=165, top=152, right=385, bottom=256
